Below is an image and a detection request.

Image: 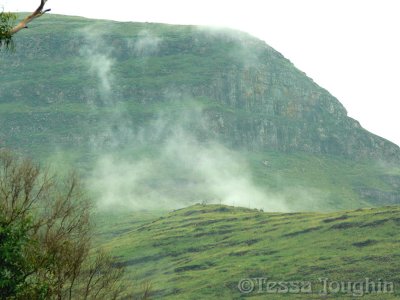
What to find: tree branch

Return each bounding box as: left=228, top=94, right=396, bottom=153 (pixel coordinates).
left=9, top=0, right=51, bottom=35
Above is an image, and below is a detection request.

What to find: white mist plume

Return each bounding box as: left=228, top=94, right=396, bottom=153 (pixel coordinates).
left=79, top=26, right=115, bottom=100
left=79, top=25, right=137, bottom=151
left=162, top=131, right=289, bottom=211
left=88, top=104, right=289, bottom=212
left=195, top=26, right=263, bottom=69
left=88, top=53, right=113, bottom=95
left=128, top=30, right=162, bottom=56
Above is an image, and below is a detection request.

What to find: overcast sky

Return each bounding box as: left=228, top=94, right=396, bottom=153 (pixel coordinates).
left=3, top=0, right=400, bottom=146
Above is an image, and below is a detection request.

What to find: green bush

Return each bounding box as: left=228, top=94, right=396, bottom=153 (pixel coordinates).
left=0, top=12, right=16, bottom=51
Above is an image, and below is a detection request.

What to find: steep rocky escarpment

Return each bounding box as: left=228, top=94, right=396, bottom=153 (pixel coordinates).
left=1, top=15, right=398, bottom=163
left=1, top=15, right=399, bottom=209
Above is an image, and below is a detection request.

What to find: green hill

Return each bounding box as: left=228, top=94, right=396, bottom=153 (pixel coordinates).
left=1, top=14, right=400, bottom=300
left=95, top=204, right=400, bottom=299
left=0, top=14, right=399, bottom=210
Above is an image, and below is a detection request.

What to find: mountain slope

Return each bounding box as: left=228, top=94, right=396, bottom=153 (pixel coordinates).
left=1, top=15, right=399, bottom=160
left=0, top=14, right=399, bottom=209
left=97, top=204, right=400, bottom=299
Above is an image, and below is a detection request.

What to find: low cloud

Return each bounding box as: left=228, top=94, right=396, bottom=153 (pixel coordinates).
left=128, top=30, right=162, bottom=57
left=87, top=104, right=289, bottom=212
left=79, top=26, right=115, bottom=101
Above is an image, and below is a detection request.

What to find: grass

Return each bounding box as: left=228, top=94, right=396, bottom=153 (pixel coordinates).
left=93, top=204, right=400, bottom=299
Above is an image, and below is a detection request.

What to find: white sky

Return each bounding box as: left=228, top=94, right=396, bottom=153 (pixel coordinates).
left=3, top=0, right=400, bottom=146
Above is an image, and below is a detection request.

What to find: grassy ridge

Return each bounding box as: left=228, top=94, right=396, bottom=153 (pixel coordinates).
left=96, top=204, right=400, bottom=299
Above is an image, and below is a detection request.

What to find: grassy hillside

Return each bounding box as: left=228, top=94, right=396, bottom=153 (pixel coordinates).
left=96, top=204, right=400, bottom=299
left=1, top=15, right=399, bottom=300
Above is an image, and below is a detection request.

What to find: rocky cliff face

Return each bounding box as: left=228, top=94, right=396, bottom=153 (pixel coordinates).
left=1, top=15, right=398, bottom=164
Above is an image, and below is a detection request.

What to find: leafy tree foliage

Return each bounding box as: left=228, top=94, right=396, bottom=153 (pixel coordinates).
left=0, top=150, right=125, bottom=299
left=0, top=11, right=16, bottom=50
left=0, top=216, right=36, bottom=298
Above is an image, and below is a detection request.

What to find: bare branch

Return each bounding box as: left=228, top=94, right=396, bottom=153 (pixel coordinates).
left=9, top=0, right=51, bottom=35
